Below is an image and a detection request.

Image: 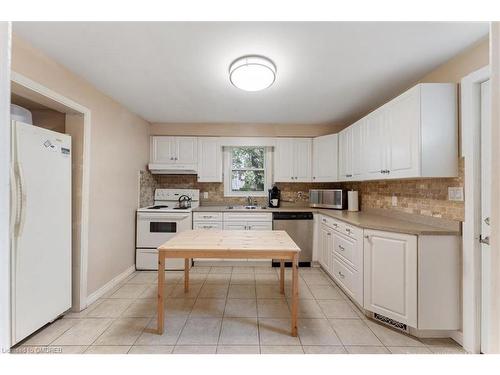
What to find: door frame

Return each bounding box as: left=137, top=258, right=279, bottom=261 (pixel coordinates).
left=461, top=65, right=490, bottom=353
left=10, top=72, right=92, bottom=315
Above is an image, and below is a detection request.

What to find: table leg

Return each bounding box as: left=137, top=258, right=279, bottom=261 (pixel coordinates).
left=184, top=258, right=190, bottom=293
left=291, top=254, right=299, bottom=337
left=157, top=253, right=165, bottom=335
left=280, top=260, right=285, bottom=294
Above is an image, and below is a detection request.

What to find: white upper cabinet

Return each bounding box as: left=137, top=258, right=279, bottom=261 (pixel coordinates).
left=312, top=134, right=339, bottom=182
left=149, top=136, right=198, bottom=173
left=339, top=83, right=457, bottom=181
left=197, top=137, right=222, bottom=182
left=274, top=138, right=312, bottom=182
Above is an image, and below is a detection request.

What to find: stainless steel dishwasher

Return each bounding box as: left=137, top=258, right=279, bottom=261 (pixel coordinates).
left=272, top=212, right=314, bottom=267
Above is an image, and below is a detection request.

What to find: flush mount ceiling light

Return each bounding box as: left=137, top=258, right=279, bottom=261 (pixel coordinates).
left=229, top=55, right=276, bottom=92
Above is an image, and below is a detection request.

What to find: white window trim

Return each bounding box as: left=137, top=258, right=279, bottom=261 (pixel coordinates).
left=223, top=146, right=272, bottom=197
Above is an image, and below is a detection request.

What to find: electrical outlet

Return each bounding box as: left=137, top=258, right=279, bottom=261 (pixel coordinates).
left=203, top=192, right=208, bottom=199
left=448, top=187, right=464, bottom=201
left=391, top=195, right=398, bottom=207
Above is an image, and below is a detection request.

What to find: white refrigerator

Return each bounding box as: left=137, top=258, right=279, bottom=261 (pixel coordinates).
left=10, top=121, right=72, bottom=345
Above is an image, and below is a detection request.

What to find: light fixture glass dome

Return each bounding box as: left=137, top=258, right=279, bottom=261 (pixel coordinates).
left=229, top=55, right=276, bottom=92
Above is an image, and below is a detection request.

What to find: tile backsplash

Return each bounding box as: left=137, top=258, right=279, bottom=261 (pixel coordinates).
left=139, top=157, right=464, bottom=221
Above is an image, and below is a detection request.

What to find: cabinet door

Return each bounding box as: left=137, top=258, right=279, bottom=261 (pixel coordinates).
left=351, top=120, right=365, bottom=179
left=151, top=136, right=175, bottom=163
left=247, top=221, right=273, bottom=231
left=293, top=138, right=312, bottom=182
left=364, top=109, right=387, bottom=179
left=386, top=87, right=420, bottom=178
left=223, top=222, right=248, bottom=230
left=338, top=128, right=353, bottom=180
left=175, top=137, right=198, bottom=164
left=363, top=230, right=417, bottom=327
left=312, top=134, right=338, bottom=182
left=197, top=137, right=222, bottom=182
left=274, top=138, right=294, bottom=182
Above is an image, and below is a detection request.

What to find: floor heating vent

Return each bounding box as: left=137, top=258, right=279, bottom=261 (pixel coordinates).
left=373, top=313, right=409, bottom=333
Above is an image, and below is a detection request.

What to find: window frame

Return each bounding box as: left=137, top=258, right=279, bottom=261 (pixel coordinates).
left=223, top=146, right=272, bottom=197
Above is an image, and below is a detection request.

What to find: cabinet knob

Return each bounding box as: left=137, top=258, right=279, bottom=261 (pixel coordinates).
left=338, top=245, right=344, bottom=251
left=338, top=271, right=345, bottom=278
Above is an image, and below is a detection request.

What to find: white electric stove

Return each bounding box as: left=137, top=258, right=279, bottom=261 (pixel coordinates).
left=136, top=189, right=199, bottom=270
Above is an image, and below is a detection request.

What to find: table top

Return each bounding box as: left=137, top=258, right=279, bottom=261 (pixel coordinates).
left=158, top=230, right=301, bottom=253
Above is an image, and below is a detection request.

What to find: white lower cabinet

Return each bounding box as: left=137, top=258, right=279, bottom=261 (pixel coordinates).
left=363, top=230, right=417, bottom=327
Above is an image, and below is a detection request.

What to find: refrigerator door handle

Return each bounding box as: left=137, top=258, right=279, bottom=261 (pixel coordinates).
left=15, top=163, right=27, bottom=237
left=10, top=165, right=18, bottom=234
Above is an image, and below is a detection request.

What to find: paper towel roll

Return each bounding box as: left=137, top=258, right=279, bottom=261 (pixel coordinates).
left=348, top=191, right=359, bottom=212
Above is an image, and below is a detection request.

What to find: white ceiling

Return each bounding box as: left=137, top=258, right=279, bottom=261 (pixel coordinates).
left=13, top=22, right=488, bottom=125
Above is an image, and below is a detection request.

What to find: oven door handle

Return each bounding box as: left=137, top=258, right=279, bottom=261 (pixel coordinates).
left=138, top=214, right=190, bottom=221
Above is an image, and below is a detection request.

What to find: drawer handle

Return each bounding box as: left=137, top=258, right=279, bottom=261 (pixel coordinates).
left=327, top=232, right=331, bottom=236
left=338, top=245, right=345, bottom=251
left=338, top=271, right=345, bottom=278
left=333, top=223, right=338, bottom=227
left=345, top=228, right=351, bottom=233
left=322, top=218, right=327, bottom=223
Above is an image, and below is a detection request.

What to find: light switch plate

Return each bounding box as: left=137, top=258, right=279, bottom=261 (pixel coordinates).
left=448, top=187, right=464, bottom=201
left=391, top=195, right=398, bottom=207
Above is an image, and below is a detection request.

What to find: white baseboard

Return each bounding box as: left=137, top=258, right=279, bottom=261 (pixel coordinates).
left=85, top=265, right=135, bottom=307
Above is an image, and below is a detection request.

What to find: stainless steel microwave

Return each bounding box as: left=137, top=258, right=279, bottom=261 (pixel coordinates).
left=309, top=189, right=347, bottom=210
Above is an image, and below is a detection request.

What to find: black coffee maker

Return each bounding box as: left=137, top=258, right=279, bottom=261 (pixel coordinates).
left=268, top=185, right=281, bottom=208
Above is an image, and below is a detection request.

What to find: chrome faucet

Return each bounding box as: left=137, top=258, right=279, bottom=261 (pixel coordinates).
left=247, top=196, right=253, bottom=206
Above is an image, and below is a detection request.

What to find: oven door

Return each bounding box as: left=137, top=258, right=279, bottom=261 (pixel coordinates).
left=136, top=212, right=191, bottom=248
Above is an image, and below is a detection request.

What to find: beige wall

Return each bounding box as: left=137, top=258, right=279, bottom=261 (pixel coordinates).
left=150, top=122, right=344, bottom=137
left=11, top=35, right=150, bottom=296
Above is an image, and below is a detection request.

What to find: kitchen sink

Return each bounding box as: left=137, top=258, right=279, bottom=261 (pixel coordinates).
left=226, top=205, right=267, bottom=210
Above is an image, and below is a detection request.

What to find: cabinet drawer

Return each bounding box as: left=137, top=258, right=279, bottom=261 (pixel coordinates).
left=319, top=215, right=341, bottom=230
left=332, top=255, right=363, bottom=306
left=193, top=212, right=223, bottom=221
left=223, top=212, right=272, bottom=222
left=342, top=223, right=361, bottom=239
left=333, top=233, right=355, bottom=268
left=248, top=222, right=273, bottom=230
left=193, top=222, right=223, bottom=230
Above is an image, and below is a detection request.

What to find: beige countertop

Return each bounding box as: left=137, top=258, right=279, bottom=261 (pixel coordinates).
left=192, top=205, right=461, bottom=236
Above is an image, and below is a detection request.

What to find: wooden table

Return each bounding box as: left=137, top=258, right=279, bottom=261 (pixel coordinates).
left=155, top=230, right=301, bottom=336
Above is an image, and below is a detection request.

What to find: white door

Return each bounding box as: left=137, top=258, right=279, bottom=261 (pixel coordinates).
left=386, top=87, right=420, bottom=178
left=197, top=138, right=221, bottom=182
left=175, top=137, right=197, bottom=164
left=364, top=230, right=417, bottom=327
left=12, top=121, right=72, bottom=343
left=274, top=138, right=294, bottom=182
left=151, top=136, right=174, bottom=163
left=480, top=80, right=492, bottom=353
left=364, top=109, right=386, bottom=179
left=293, top=138, right=312, bottom=182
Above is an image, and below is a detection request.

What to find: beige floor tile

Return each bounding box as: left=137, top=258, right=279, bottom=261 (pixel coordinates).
left=122, top=299, right=157, bottom=318
left=216, top=345, right=260, bottom=354
left=138, top=284, right=176, bottom=299
left=94, top=318, right=150, bottom=345
left=301, top=274, right=332, bottom=286
left=298, top=318, right=341, bottom=346
left=164, top=272, right=183, bottom=282
left=317, top=300, right=359, bottom=319
left=128, top=345, right=174, bottom=354
left=13, top=345, right=88, bottom=354
left=190, top=266, right=211, bottom=274
left=303, top=345, right=347, bottom=354
left=205, top=273, right=231, bottom=284
left=164, top=298, right=196, bottom=317
left=127, top=272, right=157, bottom=284
left=261, top=346, right=304, bottom=354
left=388, top=346, right=433, bottom=354
left=209, top=266, right=233, bottom=274
left=52, top=318, right=113, bottom=346
left=255, top=273, right=279, bottom=283
left=224, top=299, right=258, bottom=318
left=427, top=346, right=467, bottom=354
left=231, top=266, right=255, bottom=274
left=23, top=318, right=79, bottom=345
left=258, top=318, right=301, bottom=346
left=109, top=284, right=149, bottom=299
left=419, top=337, right=462, bottom=347
left=62, top=300, right=102, bottom=318
left=219, top=317, right=259, bottom=345
left=87, top=299, right=133, bottom=318
left=345, top=346, right=390, bottom=354
left=257, top=299, right=290, bottom=318
left=256, top=284, right=285, bottom=299
left=50, top=345, right=89, bottom=354
left=365, top=321, right=424, bottom=347
left=190, top=298, right=226, bottom=317
left=228, top=284, right=256, bottom=298
left=189, top=273, right=208, bottom=282
left=329, top=319, right=382, bottom=346
left=135, top=316, right=187, bottom=345
left=173, top=345, right=217, bottom=354
left=84, top=345, right=131, bottom=354
left=177, top=318, right=222, bottom=345
left=254, top=266, right=278, bottom=274
left=170, top=282, right=203, bottom=298
left=308, top=284, right=343, bottom=300
left=285, top=284, right=315, bottom=299
left=199, top=283, right=229, bottom=298
left=230, top=273, right=256, bottom=284
left=290, top=299, right=325, bottom=318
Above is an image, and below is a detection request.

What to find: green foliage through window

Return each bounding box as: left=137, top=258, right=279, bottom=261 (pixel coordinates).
left=230, top=147, right=265, bottom=192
